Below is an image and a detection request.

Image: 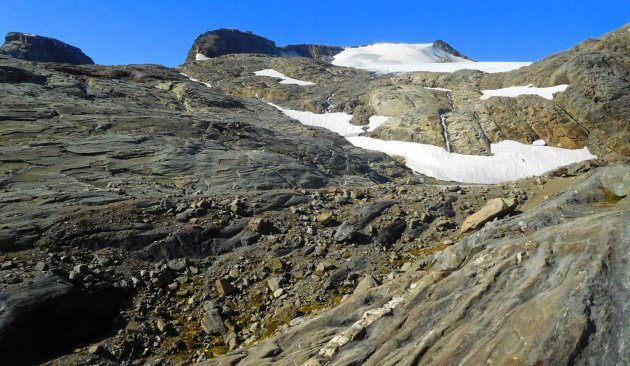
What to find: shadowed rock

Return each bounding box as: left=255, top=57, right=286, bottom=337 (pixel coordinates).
left=0, top=276, right=129, bottom=365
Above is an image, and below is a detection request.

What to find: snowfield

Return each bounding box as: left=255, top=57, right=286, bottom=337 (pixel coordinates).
left=331, top=43, right=530, bottom=74
left=254, top=69, right=315, bottom=86
left=367, top=115, right=392, bottom=132
left=348, top=137, right=595, bottom=184
left=270, top=104, right=362, bottom=136
left=271, top=104, right=596, bottom=184
left=480, top=84, right=570, bottom=100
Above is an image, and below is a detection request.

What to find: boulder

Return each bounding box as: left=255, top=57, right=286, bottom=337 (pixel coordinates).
left=201, top=308, right=226, bottom=336
left=460, top=198, right=517, bottom=232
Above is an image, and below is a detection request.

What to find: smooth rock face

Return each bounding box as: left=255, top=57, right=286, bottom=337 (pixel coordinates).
left=460, top=197, right=517, bottom=233
left=0, top=32, right=94, bottom=64
left=205, top=165, right=630, bottom=366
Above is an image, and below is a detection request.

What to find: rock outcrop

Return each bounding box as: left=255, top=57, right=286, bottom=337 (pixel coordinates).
left=205, top=164, right=630, bottom=366
left=185, top=28, right=343, bottom=63
left=0, top=32, right=94, bottom=64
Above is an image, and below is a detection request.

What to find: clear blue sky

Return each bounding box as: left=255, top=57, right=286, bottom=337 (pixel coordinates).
left=1, top=0, right=628, bottom=66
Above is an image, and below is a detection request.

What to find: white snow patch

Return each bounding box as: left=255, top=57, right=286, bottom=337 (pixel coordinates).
left=348, top=137, right=595, bottom=184
left=367, top=115, right=392, bottom=132
left=532, top=139, right=546, bottom=146
left=271, top=104, right=596, bottom=184
left=270, top=103, right=362, bottom=136
left=254, top=69, right=315, bottom=86
left=195, top=53, right=211, bottom=61
left=331, top=43, right=530, bottom=74
left=480, top=84, right=569, bottom=100
left=180, top=73, right=212, bottom=88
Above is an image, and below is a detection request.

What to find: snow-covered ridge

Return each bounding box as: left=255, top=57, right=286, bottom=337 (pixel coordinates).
left=481, top=84, right=569, bottom=100
left=254, top=69, right=315, bottom=86
left=331, top=42, right=530, bottom=74
left=271, top=104, right=596, bottom=184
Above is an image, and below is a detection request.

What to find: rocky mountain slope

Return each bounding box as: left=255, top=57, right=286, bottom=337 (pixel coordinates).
left=0, top=25, right=628, bottom=366
left=0, top=32, right=94, bottom=64
left=181, top=24, right=630, bottom=161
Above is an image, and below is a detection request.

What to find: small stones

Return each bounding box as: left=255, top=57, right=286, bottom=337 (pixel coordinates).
left=228, top=267, right=240, bottom=279
left=88, top=344, right=103, bottom=355
left=266, top=277, right=282, bottom=292
left=247, top=217, right=274, bottom=233
left=273, top=288, right=285, bottom=298
left=316, top=261, right=335, bottom=275
left=316, top=212, right=334, bottom=226
left=354, top=274, right=379, bottom=294
left=34, top=261, right=48, bottom=272
left=216, top=279, right=237, bottom=296
left=167, top=258, right=188, bottom=272
left=73, top=263, right=89, bottom=275
left=201, top=308, right=226, bottom=336
left=265, top=258, right=285, bottom=272
left=176, top=208, right=196, bottom=222
left=156, top=319, right=169, bottom=333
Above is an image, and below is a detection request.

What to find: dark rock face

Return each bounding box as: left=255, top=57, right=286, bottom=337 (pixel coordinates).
left=0, top=276, right=129, bottom=365
left=0, top=32, right=94, bottom=64
left=185, top=28, right=343, bottom=63
left=433, top=40, right=474, bottom=61
left=186, top=29, right=278, bottom=62
left=279, top=44, right=345, bottom=62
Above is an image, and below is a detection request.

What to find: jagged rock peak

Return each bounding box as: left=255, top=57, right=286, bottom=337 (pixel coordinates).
left=433, top=39, right=474, bottom=61
left=185, top=28, right=343, bottom=63
left=0, top=32, right=94, bottom=65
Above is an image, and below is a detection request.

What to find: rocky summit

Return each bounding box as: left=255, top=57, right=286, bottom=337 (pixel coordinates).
left=0, top=32, right=95, bottom=65
left=0, top=24, right=628, bottom=366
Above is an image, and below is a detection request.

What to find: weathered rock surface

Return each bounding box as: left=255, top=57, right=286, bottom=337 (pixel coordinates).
left=205, top=164, right=630, bottom=366
left=0, top=32, right=94, bottom=64
left=0, top=56, right=410, bottom=254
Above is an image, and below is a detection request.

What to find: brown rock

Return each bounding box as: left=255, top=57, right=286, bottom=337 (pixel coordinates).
left=216, top=279, right=236, bottom=296
left=316, top=211, right=334, bottom=226
left=460, top=198, right=517, bottom=233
